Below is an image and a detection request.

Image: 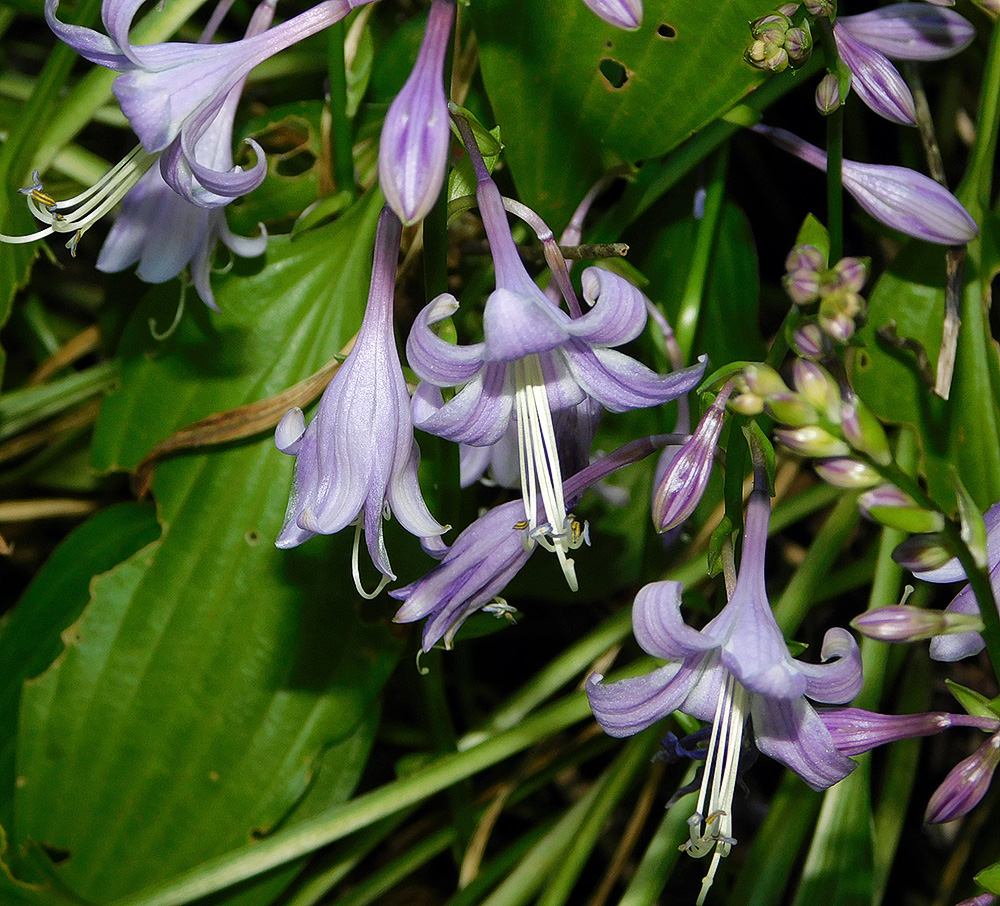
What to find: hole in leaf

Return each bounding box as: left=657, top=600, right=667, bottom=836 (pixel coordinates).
left=276, top=149, right=318, bottom=177
left=604, top=39, right=613, bottom=48
left=599, top=57, right=629, bottom=89
left=657, top=23, right=677, bottom=39
left=41, top=844, right=71, bottom=865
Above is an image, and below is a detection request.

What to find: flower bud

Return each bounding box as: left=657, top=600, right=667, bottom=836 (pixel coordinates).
left=804, top=0, right=835, bottom=17
left=740, top=363, right=788, bottom=398
left=859, top=484, right=945, bottom=532
left=729, top=392, right=764, bottom=416
left=378, top=0, right=455, bottom=226
left=814, top=456, right=881, bottom=488
left=777, top=2, right=800, bottom=15
left=765, top=391, right=819, bottom=427
left=784, top=24, right=813, bottom=64
left=892, top=533, right=953, bottom=572
left=819, top=305, right=857, bottom=344
left=652, top=387, right=731, bottom=533
left=820, top=708, right=996, bottom=758
left=925, top=732, right=1000, bottom=823
left=785, top=243, right=825, bottom=273
left=775, top=425, right=851, bottom=458
left=752, top=13, right=791, bottom=39
left=852, top=604, right=981, bottom=642
left=792, top=360, right=842, bottom=421
left=784, top=268, right=822, bottom=305
left=831, top=256, right=868, bottom=293
left=841, top=393, right=891, bottom=464
left=815, top=72, right=843, bottom=114
left=791, top=322, right=830, bottom=359
left=764, top=46, right=791, bottom=71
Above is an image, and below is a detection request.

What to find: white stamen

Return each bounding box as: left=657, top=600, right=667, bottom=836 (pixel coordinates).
left=351, top=518, right=392, bottom=600
left=681, top=670, right=749, bottom=906
left=513, top=354, right=578, bottom=591
left=2, top=147, right=158, bottom=254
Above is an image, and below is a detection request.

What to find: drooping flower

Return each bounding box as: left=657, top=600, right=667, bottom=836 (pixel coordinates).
left=378, top=0, right=454, bottom=225
left=832, top=4, right=974, bottom=124
left=753, top=123, right=978, bottom=245
left=819, top=706, right=1000, bottom=756
left=905, top=500, right=1000, bottom=661
left=587, top=479, right=862, bottom=904
left=96, top=0, right=275, bottom=307
left=393, top=433, right=680, bottom=651
left=275, top=206, right=446, bottom=596
left=926, top=730, right=1000, bottom=823
left=407, top=118, right=705, bottom=589
left=1, top=0, right=375, bottom=252
left=581, top=0, right=642, bottom=30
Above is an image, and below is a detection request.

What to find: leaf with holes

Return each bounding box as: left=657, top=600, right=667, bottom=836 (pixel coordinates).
left=471, top=0, right=773, bottom=228
left=12, top=192, right=401, bottom=904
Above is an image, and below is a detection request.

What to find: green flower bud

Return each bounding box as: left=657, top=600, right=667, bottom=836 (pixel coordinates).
left=841, top=393, right=891, bottom=465
left=858, top=485, right=944, bottom=533
left=740, top=363, right=788, bottom=398
left=729, top=392, right=765, bottom=416
left=792, top=360, right=842, bottom=423
left=892, top=533, right=954, bottom=573
left=791, top=322, right=830, bottom=359
left=853, top=605, right=983, bottom=643
left=775, top=425, right=851, bottom=458
left=784, top=24, right=812, bottom=64
left=814, top=457, right=882, bottom=488
left=815, top=72, right=842, bottom=114
left=765, top=391, right=819, bottom=427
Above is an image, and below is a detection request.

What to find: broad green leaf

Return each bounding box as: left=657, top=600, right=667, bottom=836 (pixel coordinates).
left=14, top=192, right=400, bottom=903
left=977, top=864, right=1000, bottom=896
left=471, top=0, right=772, bottom=228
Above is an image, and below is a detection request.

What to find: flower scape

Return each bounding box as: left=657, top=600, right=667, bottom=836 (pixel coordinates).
left=3, top=1, right=1000, bottom=905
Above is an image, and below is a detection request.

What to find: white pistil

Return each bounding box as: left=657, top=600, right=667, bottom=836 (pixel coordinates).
left=513, top=353, right=583, bottom=591
left=1, top=146, right=158, bottom=253
left=682, top=670, right=749, bottom=906
left=351, top=518, right=392, bottom=600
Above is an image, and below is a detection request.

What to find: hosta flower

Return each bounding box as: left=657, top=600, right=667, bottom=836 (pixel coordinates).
left=587, top=481, right=862, bottom=904
left=833, top=4, right=974, bottom=124
left=1, top=0, right=374, bottom=252
left=753, top=123, right=978, bottom=244
left=96, top=0, right=275, bottom=306
left=407, top=136, right=704, bottom=590
left=926, top=730, right=1000, bottom=823
left=276, top=207, right=446, bottom=596
left=905, top=500, right=1000, bottom=661
left=581, top=0, right=642, bottom=30
left=394, top=433, right=676, bottom=651
left=379, top=0, right=454, bottom=225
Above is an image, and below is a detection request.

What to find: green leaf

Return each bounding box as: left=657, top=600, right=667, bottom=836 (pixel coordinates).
left=793, top=213, right=830, bottom=266
left=471, top=0, right=773, bottom=228
left=945, top=679, right=1000, bottom=720
left=13, top=192, right=400, bottom=903
left=976, top=864, right=1000, bottom=896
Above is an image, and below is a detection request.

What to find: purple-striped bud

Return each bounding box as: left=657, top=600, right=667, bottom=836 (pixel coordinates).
left=893, top=533, right=953, bottom=572
left=793, top=360, right=842, bottom=421
left=820, top=707, right=998, bottom=757
left=378, top=0, right=455, bottom=226
left=829, top=256, right=868, bottom=293
left=792, top=322, right=830, bottom=359
left=852, top=604, right=981, bottom=642
left=765, top=391, right=819, bottom=427
left=740, top=363, right=788, bottom=398
left=859, top=484, right=945, bottom=532
left=804, top=0, right=835, bottom=17
left=777, top=2, right=800, bottom=16
left=786, top=243, right=826, bottom=273
left=775, top=425, right=851, bottom=458
left=814, top=456, right=882, bottom=488
left=819, top=305, right=858, bottom=344
left=752, top=124, right=979, bottom=245
left=784, top=267, right=822, bottom=305
left=785, top=25, right=813, bottom=63
left=834, top=22, right=916, bottom=125
left=816, top=72, right=843, bottom=114
left=838, top=5, right=975, bottom=62
left=582, top=0, right=643, bottom=30
left=953, top=895, right=998, bottom=906
left=841, top=393, right=891, bottom=464
left=926, top=732, right=1000, bottom=823
left=652, top=386, right=731, bottom=533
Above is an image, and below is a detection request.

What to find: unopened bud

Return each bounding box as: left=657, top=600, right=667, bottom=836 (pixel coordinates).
left=741, top=363, right=788, bottom=398
left=815, top=72, right=842, bottom=114
left=752, top=13, right=791, bottom=39
left=852, top=604, right=982, bottom=642
left=764, top=46, right=790, bottom=71
left=791, top=322, right=830, bottom=359
left=729, top=392, right=764, bottom=416
left=892, top=533, right=953, bottom=572
left=925, top=732, right=1000, bottom=824
left=652, top=387, right=732, bottom=532
left=765, top=391, right=819, bottom=427
left=814, top=456, right=881, bottom=488
left=841, top=393, right=891, bottom=464
left=777, top=2, right=800, bottom=15
left=792, top=360, right=842, bottom=422
left=819, top=308, right=856, bottom=344
left=786, top=243, right=825, bottom=273
left=804, top=0, right=835, bottom=16
left=747, top=39, right=771, bottom=63
left=831, top=256, right=868, bottom=293
left=784, top=24, right=813, bottom=63
left=859, top=485, right=944, bottom=532
left=775, top=425, right=851, bottom=457
left=784, top=268, right=822, bottom=305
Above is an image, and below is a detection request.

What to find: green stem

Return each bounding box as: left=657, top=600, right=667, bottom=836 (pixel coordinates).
left=327, top=20, right=356, bottom=199
left=959, top=17, right=1000, bottom=211
left=815, top=17, right=843, bottom=261
left=674, top=147, right=728, bottom=363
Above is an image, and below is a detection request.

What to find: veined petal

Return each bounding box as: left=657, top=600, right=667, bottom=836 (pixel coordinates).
left=482, top=286, right=571, bottom=362
left=752, top=696, right=858, bottom=791
left=276, top=419, right=320, bottom=548
left=838, top=4, right=975, bottom=61
left=568, top=267, right=648, bottom=347
left=411, top=365, right=513, bottom=445
left=914, top=500, right=1000, bottom=583
left=631, top=580, right=718, bottom=659
left=929, top=581, right=988, bottom=662
left=45, top=0, right=132, bottom=70
left=406, top=294, right=486, bottom=386
left=586, top=658, right=703, bottom=738
left=798, top=628, right=864, bottom=704
left=565, top=344, right=706, bottom=413
left=835, top=23, right=916, bottom=125
left=388, top=443, right=448, bottom=539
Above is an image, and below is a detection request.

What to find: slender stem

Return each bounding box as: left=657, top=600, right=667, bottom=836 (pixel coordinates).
left=675, top=147, right=729, bottom=363
left=959, top=17, right=1000, bottom=211
left=327, top=20, right=356, bottom=199
left=815, top=18, right=843, bottom=261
